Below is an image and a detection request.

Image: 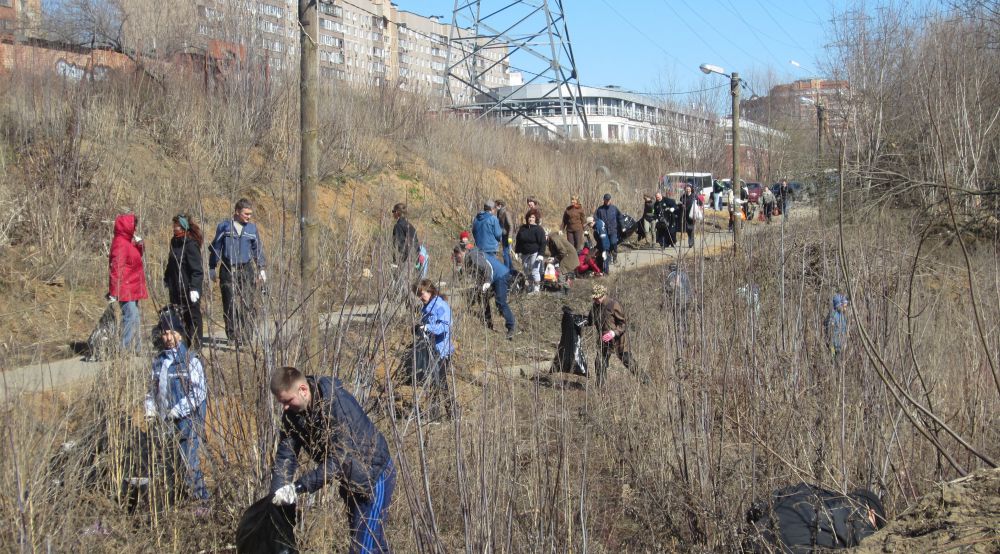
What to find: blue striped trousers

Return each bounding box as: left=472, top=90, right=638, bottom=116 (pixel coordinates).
left=346, top=459, right=395, bottom=554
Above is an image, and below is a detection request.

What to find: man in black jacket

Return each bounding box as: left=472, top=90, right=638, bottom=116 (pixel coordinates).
left=270, top=366, right=395, bottom=554
left=652, top=192, right=678, bottom=248
left=391, top=203, right=419, bottom=268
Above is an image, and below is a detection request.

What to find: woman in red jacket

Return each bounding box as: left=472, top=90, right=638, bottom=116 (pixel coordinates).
left=108, top=213, right=148, bottom=354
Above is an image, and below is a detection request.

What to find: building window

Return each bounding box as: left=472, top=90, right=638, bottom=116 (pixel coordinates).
left=608, top=125, right=620, bottom=141
left=588, top=124, right=602, bottom=139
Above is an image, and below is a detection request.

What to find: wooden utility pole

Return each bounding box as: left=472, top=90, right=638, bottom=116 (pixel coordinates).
left=731, top=71, right=742, bottom=247
left=299, top=0, right=319, bottom=365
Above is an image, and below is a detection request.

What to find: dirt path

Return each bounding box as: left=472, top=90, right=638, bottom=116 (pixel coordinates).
left=0, top=225, right=737, bottom=398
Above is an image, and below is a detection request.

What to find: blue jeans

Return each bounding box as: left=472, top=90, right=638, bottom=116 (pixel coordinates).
left=486, top=275, right=515, bottom=331
left=502, top=243, right=512, bottom=270
left=345, top=459, right=395, bottom=554
left=119, top=301, right=141, bottom=353
left=714, top=193, right=721, bottom=211
left=174, top=401, right=209, bottom=501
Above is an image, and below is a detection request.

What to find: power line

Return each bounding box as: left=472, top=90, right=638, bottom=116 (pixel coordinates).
left=597, top=0, right=704, bottom=78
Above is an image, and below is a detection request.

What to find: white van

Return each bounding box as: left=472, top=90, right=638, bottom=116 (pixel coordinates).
left=663, top=172, right=713, bottom=199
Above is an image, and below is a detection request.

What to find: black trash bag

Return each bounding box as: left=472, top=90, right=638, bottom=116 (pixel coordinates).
left=85, top=302, right=119, bottom=362
left=619, top=214, right=640, bottom=241
left=236, top=494, right=298, bottom=554
left=508, top=268, right=527, bottom=296
left=744, top=483, right=886, bottom=553
left=399, top=329, right=437, bottom=385
left=551, top=306, right=589, bottom=376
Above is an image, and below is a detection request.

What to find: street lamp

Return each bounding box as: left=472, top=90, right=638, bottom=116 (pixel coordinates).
left=800, top=96, right=825, bottom=164
left=700, top=63, right=742, bottom=246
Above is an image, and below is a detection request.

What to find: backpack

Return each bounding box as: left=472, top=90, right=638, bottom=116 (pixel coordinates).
left=745, top=484, right=884, bottom=553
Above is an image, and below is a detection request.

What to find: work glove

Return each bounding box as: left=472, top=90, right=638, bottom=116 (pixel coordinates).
left=272, top=484, right=297, bottom=506
left=390, top=263, right=399, bottom=270
left=132, top=235, right=143, bottom=245
left=413, top=324, right=426, bottom=334
left=107, top=295, right=117, bottom=303
left=189, top=290, right=200, bottom=303
left=259, top=270, right=267, bottom=283
left=601, top=331, right=616, bottom=343
left=209, top=269, right=217, bottom=282
left=166, top=406, right=183, bottom=420
left=507, top=237, right=513, bottom=245
left=481, top=282, right=491, bottom=293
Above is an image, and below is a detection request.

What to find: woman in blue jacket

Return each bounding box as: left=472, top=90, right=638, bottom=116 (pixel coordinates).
left=415, top=279, right=454, bottom=420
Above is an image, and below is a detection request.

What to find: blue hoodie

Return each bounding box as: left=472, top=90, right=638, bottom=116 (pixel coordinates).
left=825, top=294, right=849, bottom=353
left=471, top=211, right=503, bottom=254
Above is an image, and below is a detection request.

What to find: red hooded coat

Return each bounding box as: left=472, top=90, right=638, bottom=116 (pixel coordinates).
left=108, top=214, right=148, bottom=302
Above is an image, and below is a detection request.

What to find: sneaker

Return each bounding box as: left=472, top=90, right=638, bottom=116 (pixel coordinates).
left=506, top=327, right=518, bottom=340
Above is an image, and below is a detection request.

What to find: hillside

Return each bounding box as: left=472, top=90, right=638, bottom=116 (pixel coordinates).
left=1, top=68, right=999, bottom=552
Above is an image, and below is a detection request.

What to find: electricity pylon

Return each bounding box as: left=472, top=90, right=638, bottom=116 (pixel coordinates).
left=444, top=0, right=589, bottom=139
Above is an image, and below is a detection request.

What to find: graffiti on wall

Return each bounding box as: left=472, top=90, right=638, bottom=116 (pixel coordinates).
left=55, top=58, right=110, bottom=81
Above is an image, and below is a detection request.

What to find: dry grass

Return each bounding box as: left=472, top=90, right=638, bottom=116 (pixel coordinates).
left=0, top=58, right=998, bottom=552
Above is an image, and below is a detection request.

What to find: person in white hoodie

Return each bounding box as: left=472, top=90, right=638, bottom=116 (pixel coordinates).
left=144, top=310, right=209, bottom=505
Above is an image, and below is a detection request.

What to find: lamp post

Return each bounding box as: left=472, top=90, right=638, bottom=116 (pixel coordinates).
left=700, top=63, right=742, bottom=247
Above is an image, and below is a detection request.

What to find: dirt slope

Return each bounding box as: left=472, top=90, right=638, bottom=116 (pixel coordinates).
left=852, top=468, right=1000, bottom=553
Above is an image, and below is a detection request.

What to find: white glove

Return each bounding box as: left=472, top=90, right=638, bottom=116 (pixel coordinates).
left=107, top=295, right=117, bottom=303
left=272, top=484, right=297, bottom=506
left=132, top=235, right=143, bottom=245
left=144, top=398, right=157, bottom=419
left=259, top=270, right=267, bottom=283
left=209, top=269, right=217, bottom=281
left=189, top=290, right=200, bottom=303
left=167, top=407, right=183, bottom=420
left=390, top=263, right=399, bottom=270
left=481, top=282, right=491, bottom=292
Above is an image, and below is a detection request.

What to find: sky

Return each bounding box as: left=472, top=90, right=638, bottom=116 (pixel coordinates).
left=392, top=0, right=941, bottom=101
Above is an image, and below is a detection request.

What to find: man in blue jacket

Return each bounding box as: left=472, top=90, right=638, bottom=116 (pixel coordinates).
left=458, top=247, right=517, bottom=339
left=270, top=366, right=395, bottom=554
left=594, top=193, right=625, bottom=268
left=209, top=198, right=266, bottom=345
left=471, top=200, right=503, bottom=256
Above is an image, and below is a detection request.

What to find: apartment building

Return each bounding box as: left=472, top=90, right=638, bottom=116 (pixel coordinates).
left=0, top=0, right=41, bottom=43
left=742, top=78, right=850, bottom=134
left=196, top=0, right=509, bottom=98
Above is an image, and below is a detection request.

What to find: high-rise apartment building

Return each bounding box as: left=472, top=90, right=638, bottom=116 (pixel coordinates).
left=196, top=0, right=509, bottom=99
left=0, top=0, right=41, bottom=43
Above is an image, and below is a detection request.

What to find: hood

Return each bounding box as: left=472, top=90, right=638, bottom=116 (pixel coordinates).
left=114, top=214, right=137, bottom=239
left=832, top=294, right=848, bottom=309
left=474, top=212, right=492, bottom=222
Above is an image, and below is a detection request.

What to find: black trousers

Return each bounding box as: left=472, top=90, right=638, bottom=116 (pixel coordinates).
left=595, top=339, right=643, bottom=386
left=220, top=263, right=258, bottom=344
left=168, top=288, right=203, bottom=348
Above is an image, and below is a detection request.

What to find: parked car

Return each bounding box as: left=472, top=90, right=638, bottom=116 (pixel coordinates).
left=745, top=182, right=764, bottom=203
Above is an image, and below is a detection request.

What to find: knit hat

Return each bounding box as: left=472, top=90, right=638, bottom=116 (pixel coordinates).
left=484, top=200, right=496, bottom=210
left=592, top=284, right=607, bottom=299
left=586, top=216, right=595, bottom=225
left=459, top=230, right=471, bottom=241
left=603, top=193, right=612, bottom=201
left=157, top=308, right=185, bottom=334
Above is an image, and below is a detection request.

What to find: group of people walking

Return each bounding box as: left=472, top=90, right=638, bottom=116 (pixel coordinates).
left=639, top=184, right=703, bottom=249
